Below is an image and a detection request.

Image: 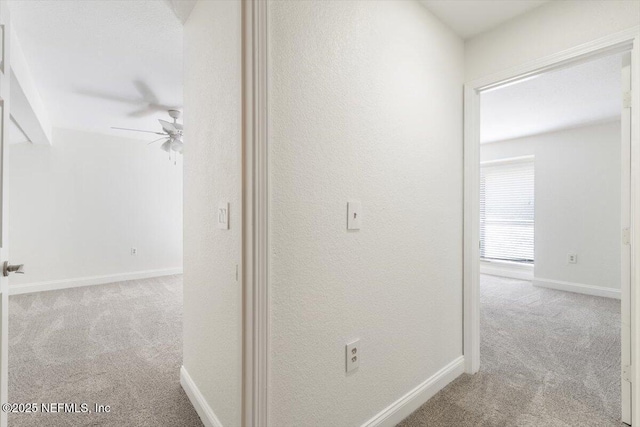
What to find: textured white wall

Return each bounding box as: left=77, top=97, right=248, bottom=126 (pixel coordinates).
left=465, top=0, right=640, bottom=82
left=481, top=121, right=622, bottom=290
left=182, top=0, right=242, bottom=426
left=269, top=1, right=464, bottom=425
left=8, top=128, right=183, bottom=285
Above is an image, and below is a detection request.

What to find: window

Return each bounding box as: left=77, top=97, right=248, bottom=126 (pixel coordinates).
left=480, top=157, right=534, bottom=264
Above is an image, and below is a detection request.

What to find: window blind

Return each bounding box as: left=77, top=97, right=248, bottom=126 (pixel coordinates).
left=480, top=158, right=534, bottom=263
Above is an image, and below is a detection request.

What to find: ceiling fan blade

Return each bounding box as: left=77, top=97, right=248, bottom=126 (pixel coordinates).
left=128, top=107, right=158, bottom=118
left=160, top=140, right=172, bottom=153
left=147, top=137, right=169, bottom=145
left=111, top=127, right=166, bottom=135
left=129, top=104, right=179, bottom=118
left=77, top=89, right=142, bottom=105
left=158, top=119, right=178, bottom=134
left=133, top=80, right=159, bottom=104
left=173, top=122, right=184, bottom=131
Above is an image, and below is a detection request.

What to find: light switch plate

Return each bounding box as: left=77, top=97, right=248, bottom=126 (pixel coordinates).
left=218, top=202, right=229, bottom=230
left=347, top=201, right=362, bottom=230
left=346, top=340, right=360, bottom=372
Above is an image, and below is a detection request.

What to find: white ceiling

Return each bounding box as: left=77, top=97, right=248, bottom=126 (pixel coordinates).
left=8, top=0, right=184, bottom=140
left=9, top=0, right=617, bottom=145
left=420, top=0, right=549, bottom=39
left=481, top=53, right=622, bottom=143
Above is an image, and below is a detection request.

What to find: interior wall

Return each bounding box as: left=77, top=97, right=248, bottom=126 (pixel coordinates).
left=465, top=0, right=640, bottom=82
left=182, top=0, right=242, bottom=426
left=8, top=127, right=183, bottom=286
left=269, top=1, right=464, bottom=425
left=481, top=121, right=622, bottom=291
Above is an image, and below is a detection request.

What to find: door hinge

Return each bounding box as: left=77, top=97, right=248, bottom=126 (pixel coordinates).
left=623, top=365, right=633, bottom=382
left=623, top=91, right=632, bottom=109
left=623, top=227, right=631, bottom=245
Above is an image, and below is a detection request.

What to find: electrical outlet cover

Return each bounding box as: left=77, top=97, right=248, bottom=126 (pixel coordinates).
left=346, top=340, right=360, bottom=372
left=347, top=201, right=362, bottom=230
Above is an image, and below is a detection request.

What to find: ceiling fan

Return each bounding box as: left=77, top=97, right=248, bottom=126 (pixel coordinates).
left=79, top=80, right=180, bottom=118
left=112, top=109, right=184, bottom=155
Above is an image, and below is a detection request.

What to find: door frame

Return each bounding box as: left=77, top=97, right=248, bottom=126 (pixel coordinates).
left=463, top=26, right=640, bottom=424
left=242, top=0, right=270, bottom=426
left=0, top=2, right=9, bottom=427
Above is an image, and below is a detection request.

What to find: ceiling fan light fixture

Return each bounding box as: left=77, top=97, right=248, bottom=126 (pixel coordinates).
left=160, top=140, right=172, bottom=153
left=111, top=109, right=184, bottom=158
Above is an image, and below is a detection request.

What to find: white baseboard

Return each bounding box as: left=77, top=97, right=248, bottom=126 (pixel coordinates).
left=8, top=268, right=183, bottom=296
left=180, top=366, right=223, bottom=427
left=533, top=277, right=620, bottom=300
left=361, top=356, right=465, bottom=427
left=480, top=260, right=533, bottom=281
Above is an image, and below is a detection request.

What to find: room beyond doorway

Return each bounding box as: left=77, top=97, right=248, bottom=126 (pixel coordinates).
left=7, top=275, right=200, bottom=427
left=468, top=46, right=631, bottom=424
left=398, top=275, right=622, bottom=427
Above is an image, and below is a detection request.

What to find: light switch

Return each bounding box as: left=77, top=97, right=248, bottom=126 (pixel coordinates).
left=218, top=202, right=229, bottom=230
left=347, top=201, right=362, bottom=230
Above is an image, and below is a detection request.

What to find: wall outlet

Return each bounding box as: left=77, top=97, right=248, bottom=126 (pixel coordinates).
left=131, top=247, right=138, bottom=256
left=567, top=253, right=577, bottom=264
left=346, top=340, right=360, bottom=373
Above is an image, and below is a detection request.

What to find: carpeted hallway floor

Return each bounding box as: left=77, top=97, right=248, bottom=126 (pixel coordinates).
left=399, top=275, right=623, bottom=427
left=6, top=274, right=623, bottom=426
left=8, top=275, right=202, bottom=427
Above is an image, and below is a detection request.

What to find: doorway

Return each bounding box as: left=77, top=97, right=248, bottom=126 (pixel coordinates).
left=463, top=32, right=639, bottom=426
left=0, top=1, right=196, bottom=426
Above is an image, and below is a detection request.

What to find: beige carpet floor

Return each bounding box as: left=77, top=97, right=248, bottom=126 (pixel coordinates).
left=7, top=274, right=623, bottom=426
left=8, top=275, right=203, bottom=427
left=398, top=275, right=623, bottom=427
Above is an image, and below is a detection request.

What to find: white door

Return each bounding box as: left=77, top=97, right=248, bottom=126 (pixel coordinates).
left=0, top=1, right=11, bottom=426
left=621, top=51, right=632, bottom=426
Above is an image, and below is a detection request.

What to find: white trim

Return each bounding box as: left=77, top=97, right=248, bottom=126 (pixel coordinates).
left=626, top=31, right=640, bottom=426
left=360, top=356, right=464, bottom=427
left=620, top=50, right=633, bottom=425
left=463, top=82, right=481, bottom=374
left=180, top=366, right=224, bottom=427
left=469, top=27, right=638, bottom=91
left=480, top=261, right=533, bottom=281
left=242, top=1, right=269, bottom=425
left=8, top=268, right=183, bottom=295
left=480, top=155, right=534, bottom=167
left=533, top=277, right=621, bottom=300
left=464, top=27, right=640, bottom=381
